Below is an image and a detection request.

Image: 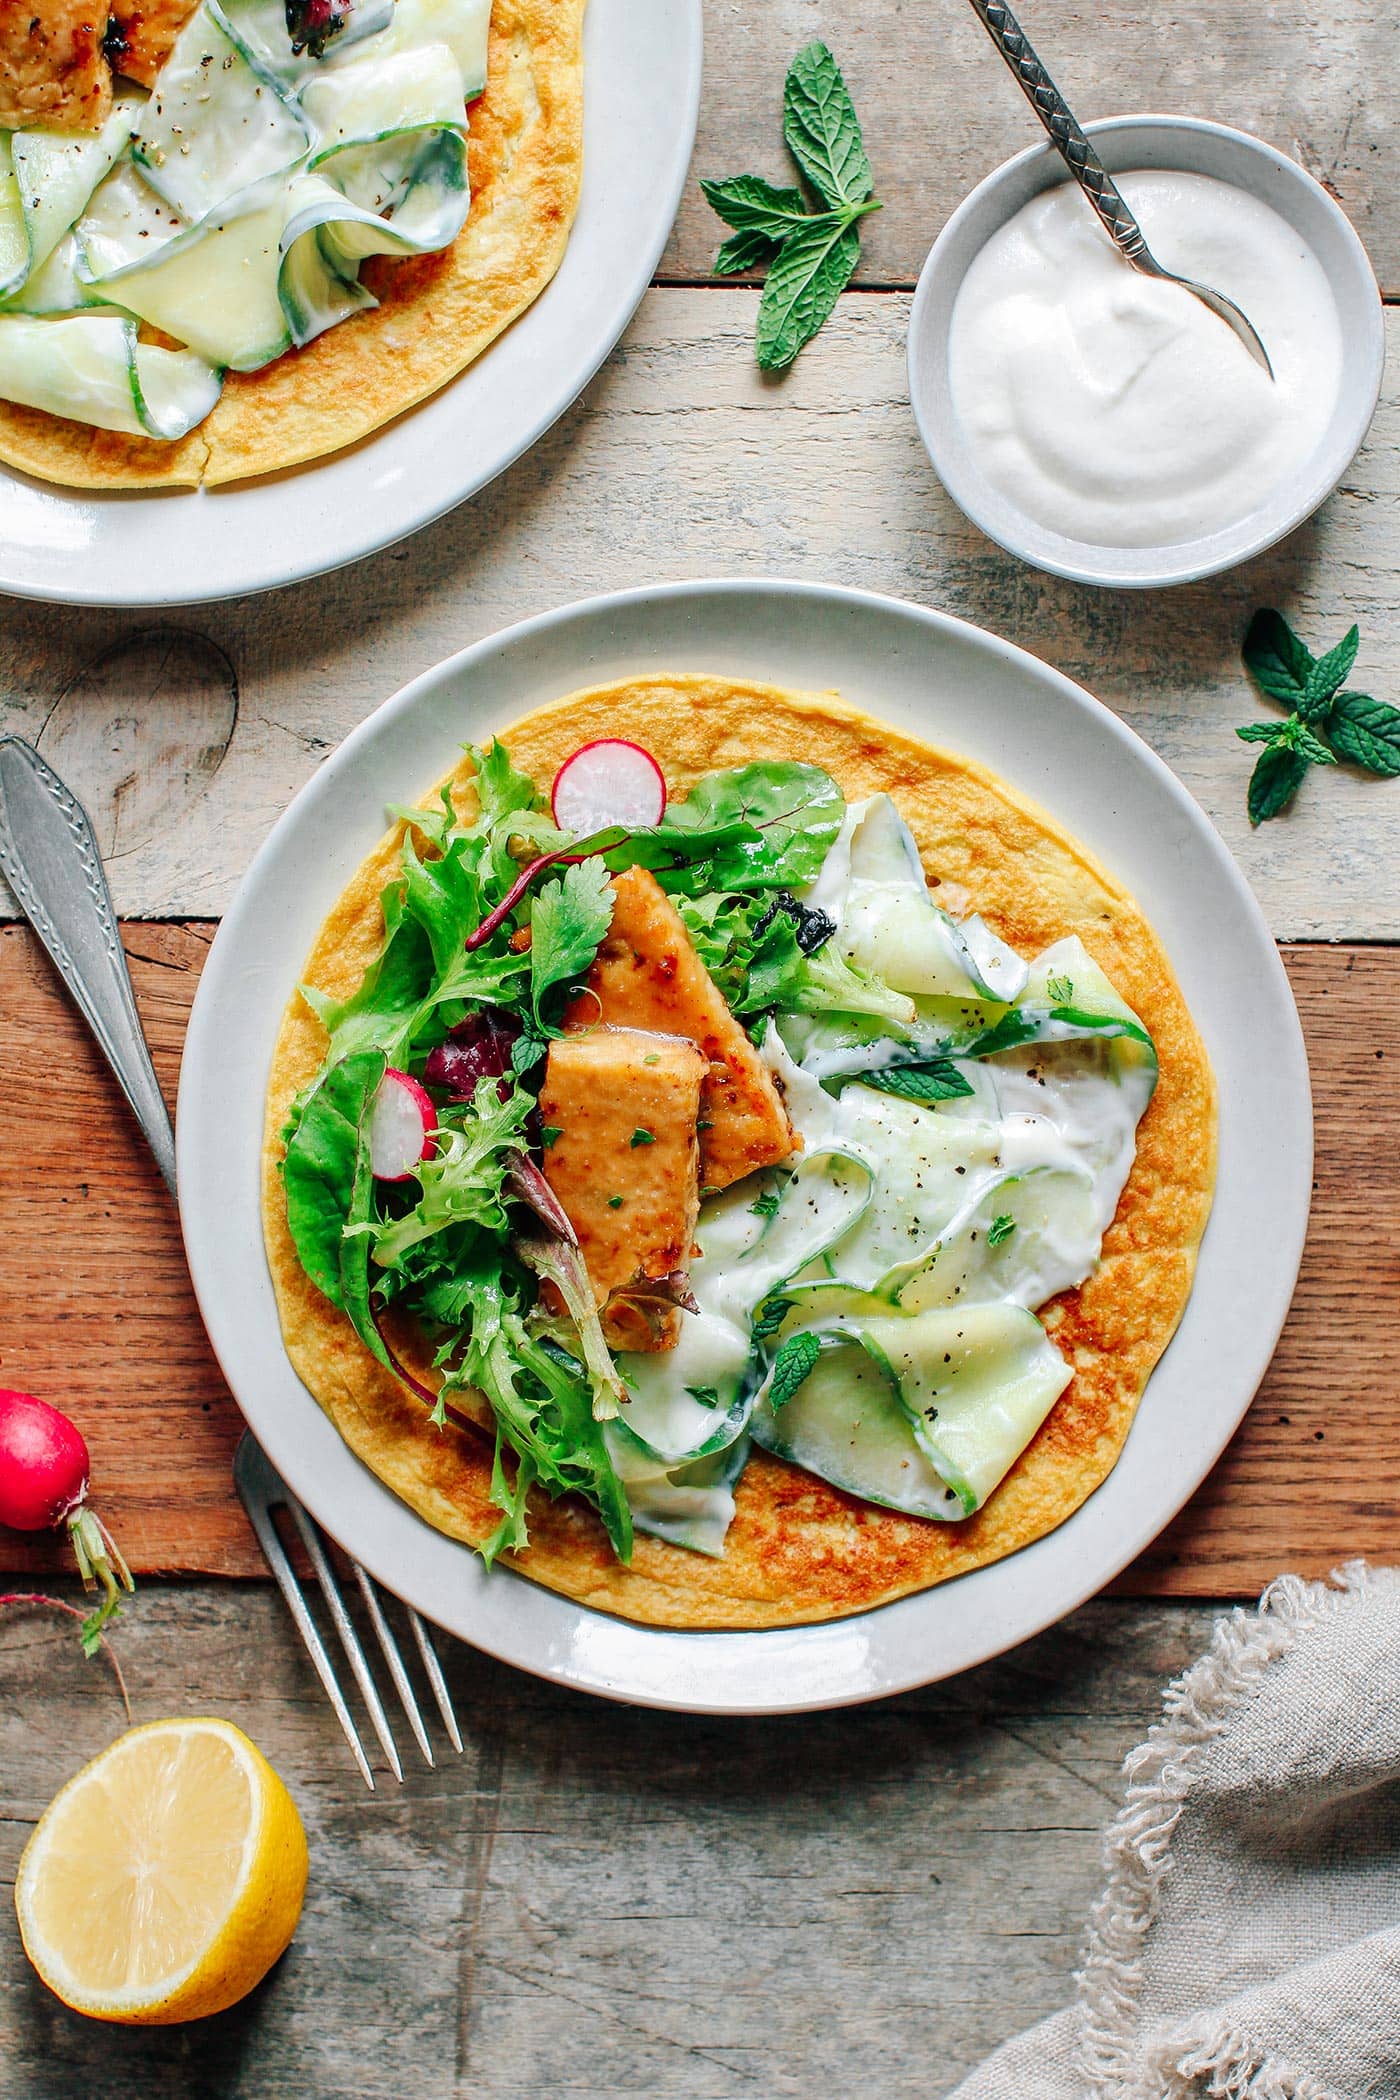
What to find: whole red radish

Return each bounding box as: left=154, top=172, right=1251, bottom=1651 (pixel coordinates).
left=0, top=1390, right=133, bottom=1653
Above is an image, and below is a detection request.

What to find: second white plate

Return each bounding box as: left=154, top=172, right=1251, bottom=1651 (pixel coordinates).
left=0, top=0, right=702, bottom=608
left=178, top=579, right=1312, bottom=1713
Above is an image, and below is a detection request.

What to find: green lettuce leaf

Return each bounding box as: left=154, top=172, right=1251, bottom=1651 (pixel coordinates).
left=280, top=1049, right=386, bottom=1310
left=367, top=1079, right=532, bottom=1271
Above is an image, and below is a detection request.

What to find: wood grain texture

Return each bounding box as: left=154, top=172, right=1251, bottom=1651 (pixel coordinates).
left=1, top=296, right=1395, bottom=939
left=661, top=1, right=1400, bottom=295
left=1, top=923, right=1395, bottom=1593
left=0, top=1584, right=1216, bottom=2099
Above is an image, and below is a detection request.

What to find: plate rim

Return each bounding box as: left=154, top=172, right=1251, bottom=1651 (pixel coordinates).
left=177, top=576, right=1312, bottom=1713
left=0, top=0, right=704, bottom=610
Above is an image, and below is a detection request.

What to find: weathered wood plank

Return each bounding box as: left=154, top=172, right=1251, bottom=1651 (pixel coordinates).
left=664, top=1, right=1400, bottom=296
left=1, top=294, right=1395, bottom=940
left=1, top=924, right=1395, bottom=1592
left=0, top=1586, right=1216, bottom=2099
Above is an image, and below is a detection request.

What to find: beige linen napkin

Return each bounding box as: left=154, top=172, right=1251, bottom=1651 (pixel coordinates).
left=947, top=1565, right=1400, bottom=2100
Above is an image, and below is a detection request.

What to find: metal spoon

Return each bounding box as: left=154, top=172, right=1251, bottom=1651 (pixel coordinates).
left=967, top=0, right=1274, bottom=377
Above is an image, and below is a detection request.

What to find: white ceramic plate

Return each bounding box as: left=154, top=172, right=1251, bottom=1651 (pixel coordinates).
left=178, top=580, right=1311, bottom=1714
left=0, top=0, right=702, bottom=609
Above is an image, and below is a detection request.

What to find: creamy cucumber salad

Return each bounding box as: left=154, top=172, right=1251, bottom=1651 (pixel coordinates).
left=280, top=743, right=1157, bottom=1567
left=0, top=0, right=487, bottom=438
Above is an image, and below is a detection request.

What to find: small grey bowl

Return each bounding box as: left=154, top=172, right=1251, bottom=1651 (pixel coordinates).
left=908, top=114, right=1385, bottom=590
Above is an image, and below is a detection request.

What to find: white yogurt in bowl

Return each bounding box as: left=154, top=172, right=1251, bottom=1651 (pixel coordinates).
left=909, top=117, right=1384, bottom=588
left=948, top=171, right=1343, bottom=550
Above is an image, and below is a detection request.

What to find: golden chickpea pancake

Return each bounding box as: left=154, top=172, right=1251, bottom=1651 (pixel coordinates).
left=0, top=0, right=584, bottom=490
left=261, top=677, right=1217, bottom=1630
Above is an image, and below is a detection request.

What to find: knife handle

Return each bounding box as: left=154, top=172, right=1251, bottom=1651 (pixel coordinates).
left=0, top=737, right=177, bottom=1196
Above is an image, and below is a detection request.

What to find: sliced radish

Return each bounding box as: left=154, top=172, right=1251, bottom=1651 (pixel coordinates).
left=369, top=1069, right=436, bottom=1181
left=551, top=739, right=666, bottom=835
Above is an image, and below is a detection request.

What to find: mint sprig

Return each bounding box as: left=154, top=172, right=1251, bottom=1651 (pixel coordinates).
left=702, top=43, right=880, bottom=372
left=1237, top=609, right=1400, bottom=823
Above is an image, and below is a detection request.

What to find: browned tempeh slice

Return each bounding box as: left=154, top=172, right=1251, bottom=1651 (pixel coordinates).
left=108, top=0, right=197, bottom=88
left=0, top=0, right=113, bottom=130
left=538, top=1026, right=706, bottom=1353
left=565, top=866, right=797, bottom=1193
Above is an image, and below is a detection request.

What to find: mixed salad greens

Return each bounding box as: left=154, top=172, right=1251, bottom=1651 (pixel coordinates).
left=280, top=741, right=1158, bottom=1566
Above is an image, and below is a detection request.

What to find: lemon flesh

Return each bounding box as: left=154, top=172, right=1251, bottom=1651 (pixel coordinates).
left=16, top=1717, right=308, bottom=2024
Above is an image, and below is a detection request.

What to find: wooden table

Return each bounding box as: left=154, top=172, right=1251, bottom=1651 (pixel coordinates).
left=2, top=6, right=1397, bottom=2092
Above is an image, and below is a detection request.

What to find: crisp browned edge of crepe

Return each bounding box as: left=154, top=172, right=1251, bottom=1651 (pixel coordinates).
left=0, top=0, right=584, bottom=489
left=260, top=675, right=1220, bottom=1632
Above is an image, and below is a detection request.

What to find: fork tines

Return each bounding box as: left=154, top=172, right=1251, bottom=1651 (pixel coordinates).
left=234, top=1433, right=462, bottom=1789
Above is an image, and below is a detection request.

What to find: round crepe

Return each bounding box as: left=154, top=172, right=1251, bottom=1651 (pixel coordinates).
left=262, top=677, right=1218, bottom=1630
left=0, top=0, right=584, bottom=490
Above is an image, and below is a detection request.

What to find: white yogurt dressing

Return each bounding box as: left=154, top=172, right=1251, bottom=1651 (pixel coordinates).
left=947, top=169, right=1343, bottom=549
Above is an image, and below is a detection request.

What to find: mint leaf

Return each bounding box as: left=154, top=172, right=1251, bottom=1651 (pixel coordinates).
left=714, top=228, right=779, bottom=276
left=529, top=856, right=614, bottom=1026
left=1236, top=721, right=1284, bottom=745
left=1327, top=692, right=1400, bottom=777
left=1299, top=625, right=1359, bottom=718
left=1243, top=609, right=1314, bottom=705
left=752, top=1293, right=794, bottom=1342
left=769, top=1330, right=822, bottom=1411
left=749, top=1188, right=782, bottom=1220
left=1283, top=719, right=1337, bottom=767
left=700, top=173, right=812, bottom=241
left=702, top=43, right=879, bottom=370
left=782, top=42, right=872, bottom=208
left=858, top=1060, right=975, bottom=1104
left=1247, top=745, right=1310, bottom=825
left=756, top=214, right=862, bottom=372
left=987, top=1214, right=1016, bottom=1249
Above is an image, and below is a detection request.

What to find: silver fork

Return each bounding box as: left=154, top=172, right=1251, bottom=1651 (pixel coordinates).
left=235, top=1434, right=462, bottom=1788
left=0, top=733, right=461, bottom=1788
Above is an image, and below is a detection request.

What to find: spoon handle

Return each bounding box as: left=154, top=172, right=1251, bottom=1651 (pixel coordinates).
left=967, top=0, right=1149, bottom=264
left=0, top=737, right=177, bottom=1196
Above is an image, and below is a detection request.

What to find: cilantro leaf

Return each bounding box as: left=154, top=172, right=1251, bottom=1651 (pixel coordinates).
left=987, top=1214, right=1016, bottom=1249
left=1248, top=745, right=1310, bottom=826
left=782, top=42, right=873, bottom=208
left=1046, top=973, right=1075, bottom=1005
left=769, top=1330, right=823, bottom=1411
left=1243, top=609, right=1315, bottom=706
left=1326, top=692, right=1400, bottom=777
left=529, top=856, right=614, bottom=1027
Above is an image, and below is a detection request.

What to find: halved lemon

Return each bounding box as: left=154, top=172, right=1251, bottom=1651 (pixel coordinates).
left=15, top=1717, right=308, bottom=2024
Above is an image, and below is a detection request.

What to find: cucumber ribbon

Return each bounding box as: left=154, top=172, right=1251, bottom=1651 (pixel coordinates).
left=0, top=0, right=490, bottom=436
